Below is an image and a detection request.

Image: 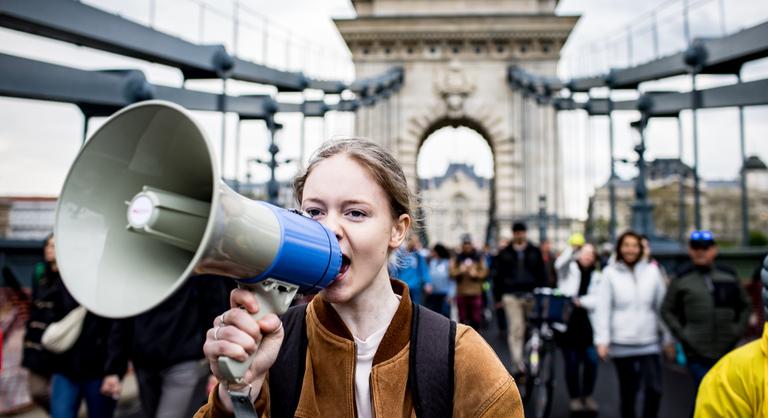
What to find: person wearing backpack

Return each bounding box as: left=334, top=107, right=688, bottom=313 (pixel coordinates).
left=194, top=139, right=522, bottom=418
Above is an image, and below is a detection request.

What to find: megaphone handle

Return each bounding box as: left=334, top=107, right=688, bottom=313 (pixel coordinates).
left=217, top=280, right=299, bottom=383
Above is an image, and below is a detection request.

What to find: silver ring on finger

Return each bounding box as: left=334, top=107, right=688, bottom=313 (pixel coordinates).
left=220, top=311, right=228, bottom=325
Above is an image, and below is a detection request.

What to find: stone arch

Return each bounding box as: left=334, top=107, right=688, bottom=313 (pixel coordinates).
left=398, top=102, right=512, bottom=185
left=399, top=103, right=517, bottom=244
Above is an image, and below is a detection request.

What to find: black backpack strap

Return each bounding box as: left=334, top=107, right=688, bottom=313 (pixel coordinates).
left=268, top=303, right=309, bottom=418
left=408, top=303, right=456, bottom=418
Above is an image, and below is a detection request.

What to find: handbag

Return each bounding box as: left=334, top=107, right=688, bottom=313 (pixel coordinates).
left=41, top=306, right=87, bottom=353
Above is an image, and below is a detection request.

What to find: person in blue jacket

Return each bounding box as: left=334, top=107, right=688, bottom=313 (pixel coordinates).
left=390, top=234, right=432, bottom=304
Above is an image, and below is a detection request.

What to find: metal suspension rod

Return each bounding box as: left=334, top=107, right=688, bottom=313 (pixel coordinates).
left=737, top=73, right=749, bottom=246
left=607, top=96, right=617, bottom=243
left=520, top=92, right=528, bottom=215
left=691, top=72, right=702, bottom=230
left=82, top=114, right=89, bottom=144
left=677, top=116, right=687, bottom=244
left=234, top=118, right=241, bottom=192
left=299, top=114, right=306, bottom=172
left=220, top=78, right=228, bottom=178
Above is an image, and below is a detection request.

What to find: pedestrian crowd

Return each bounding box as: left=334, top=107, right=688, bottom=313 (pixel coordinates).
left=6, top=233, right=233, bottom=418
left=394, top=222, right=762, bottom=417
left=3, top=213, right=765, bottom=417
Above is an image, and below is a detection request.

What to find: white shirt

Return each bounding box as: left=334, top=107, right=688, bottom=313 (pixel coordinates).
left=353, top=325, right=388, bottom=418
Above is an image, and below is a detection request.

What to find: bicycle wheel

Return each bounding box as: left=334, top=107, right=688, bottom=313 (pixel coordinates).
left=528, top=346, right=554, bottom=418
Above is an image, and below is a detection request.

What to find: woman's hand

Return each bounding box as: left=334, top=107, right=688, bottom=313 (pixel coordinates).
left=100, top=375, right=121, bottom=400
left=663, top=342, right=677, bottom=362
left=597, top=344, right=609, bottom=361
left=203, top=288, right=285, bottom=411
left=572, top=297, right=581, bottom=308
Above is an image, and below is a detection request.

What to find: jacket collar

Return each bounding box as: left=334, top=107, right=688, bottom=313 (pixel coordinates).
left=614, top=259, right=647, bottom=273
left=311, top=279, right=413, bottom=366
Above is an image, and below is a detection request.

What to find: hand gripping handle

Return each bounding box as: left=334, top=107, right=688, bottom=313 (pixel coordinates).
left=217, top=280, right=299, bottom=383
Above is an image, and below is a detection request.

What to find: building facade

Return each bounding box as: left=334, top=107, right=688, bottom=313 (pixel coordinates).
left=0, top=197, right=58, bottom=240
left=419, top=163, right=491, bottom=249
left=587, top=157, right=768, bottom=246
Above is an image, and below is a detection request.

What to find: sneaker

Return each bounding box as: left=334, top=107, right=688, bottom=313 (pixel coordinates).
left=569, top=398, right=584, bottom=412
left=583, top=396, right=599, bottom=412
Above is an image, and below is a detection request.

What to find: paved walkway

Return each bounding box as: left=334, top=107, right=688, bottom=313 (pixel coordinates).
left=480, top=322, right=696, bottom=418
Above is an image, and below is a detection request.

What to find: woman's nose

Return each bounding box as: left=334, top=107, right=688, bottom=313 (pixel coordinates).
left=321, top=213, right=343, bottom=241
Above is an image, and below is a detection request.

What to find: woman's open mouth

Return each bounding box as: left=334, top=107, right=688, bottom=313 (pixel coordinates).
left=335, top=254, right=351, bottom=281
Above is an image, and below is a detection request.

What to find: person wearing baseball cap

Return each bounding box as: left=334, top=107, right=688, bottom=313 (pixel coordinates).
left=694, top=255, right=768, bottom=417
left=661, top=230, right=752, bottom=414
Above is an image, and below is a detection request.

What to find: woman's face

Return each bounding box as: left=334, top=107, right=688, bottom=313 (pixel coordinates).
left=301, top=154, right=409, bottom=304
left=577, top=244, right=596, bottom=267
left=44, top=236, right=56, bottom=263
left=620, top=236, right=641, bottom=265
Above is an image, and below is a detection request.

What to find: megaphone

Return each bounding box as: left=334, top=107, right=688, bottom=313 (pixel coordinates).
left=54, top=100, right=341, bottom=381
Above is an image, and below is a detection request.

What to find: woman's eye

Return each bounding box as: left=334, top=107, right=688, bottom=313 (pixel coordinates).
left=347, top=210, right=367, bottom=219
left=305, top=208, right=323, bottom=218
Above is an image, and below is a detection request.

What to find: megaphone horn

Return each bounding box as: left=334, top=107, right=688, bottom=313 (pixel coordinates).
left=55, top=100, right=341, bottom=382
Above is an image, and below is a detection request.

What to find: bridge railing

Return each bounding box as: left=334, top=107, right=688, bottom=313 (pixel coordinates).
left=82, top=0, right=355, bottom=82
left=560, top=0, right=768, bottom=79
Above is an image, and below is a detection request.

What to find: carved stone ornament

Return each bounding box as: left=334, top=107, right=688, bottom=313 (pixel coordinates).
left=434, top=60, right=476, bottom=119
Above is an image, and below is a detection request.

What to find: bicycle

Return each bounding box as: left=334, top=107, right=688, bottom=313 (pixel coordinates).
left=520, top=287, right=573, bottom=418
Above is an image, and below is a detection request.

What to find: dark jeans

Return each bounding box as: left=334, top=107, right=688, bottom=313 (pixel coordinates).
left=562, top=346, right=598, bottom=399
left=687, top=361, right=713, bottom=417
left=424, top=293, right=450, bottom=318
left=496, top=306, right=507, bottom=332
left=687, top=361, right=712, bottom=388
left=613, top=354, right=662, bottom=418
left=456, top=294, right=483, bottom=329
left=50, top=374, right=116, bottom=418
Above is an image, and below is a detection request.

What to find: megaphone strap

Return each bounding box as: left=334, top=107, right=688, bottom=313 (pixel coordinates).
left=229, top=389, right=259, bottom=418
left=224, top=383, right=259, bottom=418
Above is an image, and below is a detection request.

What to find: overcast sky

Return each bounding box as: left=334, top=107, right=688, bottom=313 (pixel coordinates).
left=1, top=0, right=767, bottom=219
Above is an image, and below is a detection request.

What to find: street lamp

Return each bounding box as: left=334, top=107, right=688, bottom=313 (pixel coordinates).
left=245, top=122, right=294, bottom=206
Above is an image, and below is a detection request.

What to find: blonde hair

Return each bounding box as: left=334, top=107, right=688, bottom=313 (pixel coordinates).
left=293, top=138, right=415, bottom=221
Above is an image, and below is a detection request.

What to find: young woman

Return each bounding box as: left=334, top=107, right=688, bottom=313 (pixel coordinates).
left=593, top=231, right=668, bottom=418
left=195, top=139, right=521, bottom=418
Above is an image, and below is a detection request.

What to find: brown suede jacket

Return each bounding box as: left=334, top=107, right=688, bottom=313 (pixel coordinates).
left=195, top=280, right=522, bottom=418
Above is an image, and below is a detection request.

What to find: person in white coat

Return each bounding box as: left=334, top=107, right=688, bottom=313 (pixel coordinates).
left=555, top=242, right=602, bottom=413
left=593, top=231, right=668, bottom=418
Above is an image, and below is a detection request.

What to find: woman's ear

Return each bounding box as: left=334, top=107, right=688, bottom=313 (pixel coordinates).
left=389, top=214, right=411, bottom=249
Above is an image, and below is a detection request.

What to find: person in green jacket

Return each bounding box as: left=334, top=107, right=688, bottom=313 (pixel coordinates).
left=694, top=255, right=768, bottom=418
left=660, top=231, right=751, bottom=393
